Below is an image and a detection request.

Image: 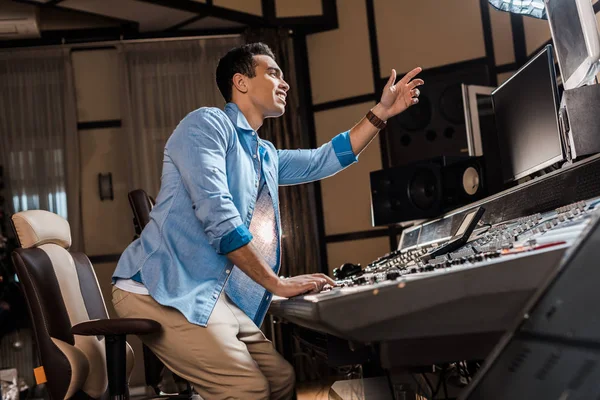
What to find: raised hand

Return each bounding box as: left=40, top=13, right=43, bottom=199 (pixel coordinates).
left=378, top=67, right=424, bottom=120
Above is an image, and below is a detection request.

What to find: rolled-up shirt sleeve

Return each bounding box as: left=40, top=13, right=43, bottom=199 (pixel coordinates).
left=277, top=130, right=358, bottom=186
left=167, top=109, right=252, bottom=254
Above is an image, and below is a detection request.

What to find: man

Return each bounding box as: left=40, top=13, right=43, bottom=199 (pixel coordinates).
left=112, top=42, right=423, bottom=399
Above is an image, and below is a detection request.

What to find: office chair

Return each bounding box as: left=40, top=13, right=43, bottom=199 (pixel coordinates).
left=129, top=189, right=154, bottom=241
left=9, top=210, right=161, bottom=399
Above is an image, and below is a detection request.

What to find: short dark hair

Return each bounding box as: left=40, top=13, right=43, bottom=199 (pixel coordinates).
left=216, top=42, right=276, bottom=102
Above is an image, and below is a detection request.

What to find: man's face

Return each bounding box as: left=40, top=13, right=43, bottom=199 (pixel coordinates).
left=246, top=55, right=290, bottom=118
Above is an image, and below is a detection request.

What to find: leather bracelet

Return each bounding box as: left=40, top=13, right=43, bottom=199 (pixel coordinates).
left=366, top=110, right=387, bottom=130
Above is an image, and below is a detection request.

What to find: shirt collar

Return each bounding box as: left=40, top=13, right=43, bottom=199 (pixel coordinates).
left=224, top=102, right=255, bottom=133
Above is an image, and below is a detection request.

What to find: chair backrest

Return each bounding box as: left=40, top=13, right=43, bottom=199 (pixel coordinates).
left=10, top=210, right=133, bottom=399
left=128, top=189, right=154, bottom=237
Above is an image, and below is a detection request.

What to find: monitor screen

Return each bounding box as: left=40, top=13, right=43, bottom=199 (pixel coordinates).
left=492, top=45, right=563, bottom=182
left=545, top=0, right=600, bottom=89
left=454, top=209, right=479, bottom=237
left=419, top=217, right=453, bottom=246
left=399, top=226, right=420, bottom=251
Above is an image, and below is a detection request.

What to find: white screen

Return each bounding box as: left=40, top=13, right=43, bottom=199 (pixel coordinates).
left=455, top=210, right=478, bottom=237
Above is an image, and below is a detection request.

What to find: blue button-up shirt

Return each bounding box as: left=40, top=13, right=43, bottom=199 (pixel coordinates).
left=113, top=103, right=358, bottom=327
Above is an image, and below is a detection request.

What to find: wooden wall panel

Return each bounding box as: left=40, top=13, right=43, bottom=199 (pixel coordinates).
left=306, top=0, right=373, bottom=104
left=275, top=0, right=322, bottom=18
left=315, top=102, right=382, bottom=235
left=79, top=128, right=134, bottom=256
left=327, top=237, right=390, bottom=276
left=523, top=14, right=551, bottom=55
left=374, top=0, right=486, bottom=77
left=214, top=0, right=262, bottom=16
left=489, top=5, right=515, bottom=65
left=497, top=71, right=515, bottom=85
left=72, top=49, right=121, bottom=122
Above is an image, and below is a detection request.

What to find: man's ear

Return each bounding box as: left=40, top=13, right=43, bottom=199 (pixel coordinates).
left=232, top=72, right=248, bottom=94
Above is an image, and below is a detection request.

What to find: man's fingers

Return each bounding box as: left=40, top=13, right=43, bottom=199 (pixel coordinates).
left=299, top=282, right=316, bottom=294
left=309, top=281, right=320, bottom=293
left=408, top=79, right=425, bottom=90
left=313, top=273, right=336, bottom=285
left=386, top=69, right=397, bottom=88
left=399, top=67, right=423, bottom=85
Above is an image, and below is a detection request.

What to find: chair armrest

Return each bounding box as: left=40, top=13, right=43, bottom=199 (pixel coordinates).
left=72, top=318, right=161, bottom=336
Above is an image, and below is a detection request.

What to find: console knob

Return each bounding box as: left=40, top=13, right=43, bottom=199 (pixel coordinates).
left=386, top=269, right=401, bottom=280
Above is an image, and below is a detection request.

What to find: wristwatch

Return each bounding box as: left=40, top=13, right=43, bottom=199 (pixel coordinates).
left=366, top=110, right=387, bottom=130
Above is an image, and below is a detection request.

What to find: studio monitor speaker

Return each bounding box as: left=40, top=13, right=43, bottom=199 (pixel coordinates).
left=370, top=156, right=486, bottom=225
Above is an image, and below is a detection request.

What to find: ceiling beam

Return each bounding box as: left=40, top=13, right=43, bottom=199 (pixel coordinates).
left=166, top=14, right=208, bottom=31
left=261, top=0, right=275, bottom=23
left=139, top=0, right=338, bottom=34
left=268, top=0, right=338, bottom=34
left=0, top=26, right=245, bottom=49
left=12, top=0, right=140, bottom=31
left=139, top=0, right=267, bottom=27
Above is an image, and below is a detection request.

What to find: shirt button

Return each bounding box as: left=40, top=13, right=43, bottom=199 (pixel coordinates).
left=255, top=182, right=259, bottom=188
left=252, top=132, right=256, bottom=136
left=213, top=293, right=218, bottom=299
left=253, top=154, right=257, bottom=158
left=225, top=269, right=230, bottom=274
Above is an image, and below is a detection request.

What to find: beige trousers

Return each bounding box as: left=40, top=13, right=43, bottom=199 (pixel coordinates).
left=112, top=287, right=295, bottom=400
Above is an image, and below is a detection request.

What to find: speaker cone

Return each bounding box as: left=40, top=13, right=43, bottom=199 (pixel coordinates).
left=439, top=83, right=465, bottom=124
left=408, top=168, right=439, bottom=210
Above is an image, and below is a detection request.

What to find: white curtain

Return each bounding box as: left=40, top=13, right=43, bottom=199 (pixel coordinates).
left=0, top=48, right=82, bottom=251
left=119, top=36, right=242, bottom=197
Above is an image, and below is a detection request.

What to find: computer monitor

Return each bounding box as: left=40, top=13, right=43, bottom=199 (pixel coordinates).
left=544, top=0, right=600, bottom=90
left=492, top=45, right=563, bottom=183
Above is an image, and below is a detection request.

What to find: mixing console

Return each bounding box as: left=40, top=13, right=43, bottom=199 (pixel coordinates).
left=326, top=199, right=599, bottom=292
left=270, top=197, right=600, bottom=350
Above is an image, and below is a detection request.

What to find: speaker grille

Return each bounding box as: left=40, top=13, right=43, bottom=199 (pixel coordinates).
left=508, top=347, right=531, bottom=373
left=567, top=359, right=596, bottom=390
left=534, top=352, right=561, bottom=381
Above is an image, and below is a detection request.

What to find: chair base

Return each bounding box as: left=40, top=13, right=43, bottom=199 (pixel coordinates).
left=105, top=334, right=128, bottom=399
